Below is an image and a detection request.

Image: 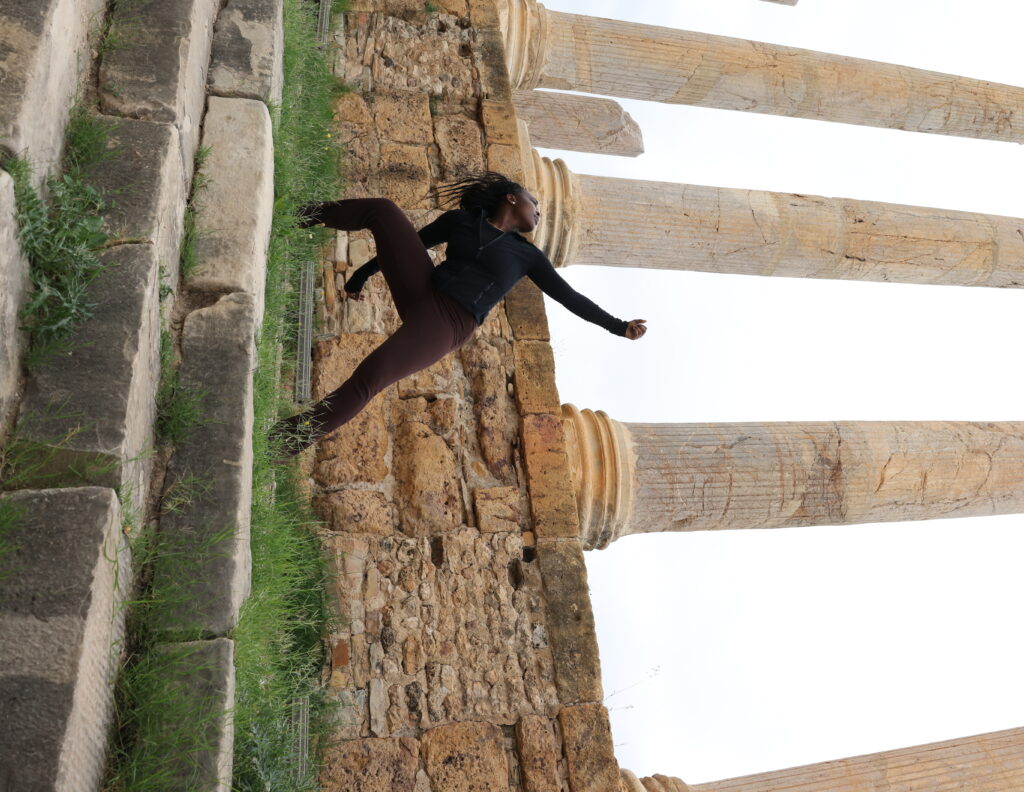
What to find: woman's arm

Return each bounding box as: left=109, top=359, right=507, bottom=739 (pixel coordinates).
left=526, top=256, right=630, bottom=336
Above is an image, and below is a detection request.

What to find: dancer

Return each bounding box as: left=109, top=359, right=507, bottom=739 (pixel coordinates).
left=271, top=172, right=647, bottom=455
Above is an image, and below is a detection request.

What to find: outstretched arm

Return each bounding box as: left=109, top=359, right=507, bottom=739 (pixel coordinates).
left=527, top=257, right=639, bottom=337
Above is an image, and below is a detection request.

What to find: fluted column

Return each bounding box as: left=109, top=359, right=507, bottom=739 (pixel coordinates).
left=500, top=0, right=1024, bottom=143
left=527, top=151, right=1024, bottom=288
left=521, top=145, right=581, bottom=269
left=561, top=406, right=1024, bottom=549
left=622, top=769, right=692, bottom=792
left=513, top=90, right=644, bottom=156
left=683, top=727, right=1024, bottom=791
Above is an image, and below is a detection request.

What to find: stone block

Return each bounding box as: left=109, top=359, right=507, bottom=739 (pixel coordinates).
left=153, top=293, right=258, bottom=637
left=536, top=540, right=603, bottom=705
left=473, top=485, right=521, bottom=532
left=503, top=278, right=550, bottom=341
left=99, top=0, right=220, bottom=182
left=322, top=737, right=419, bottom=792
left=208, top=0, right=284, bottom=106
left=394, top=395, right=458, bottom=438
left=520, top=413, right=580, bottom=539
left=393, top=420, right=462, bottom=536
left=421, top=721, right=508, bottom=792
left=16, top=245, right=161, bottom=514
left=0, top=0, right=107, bottom=185
left=372, top=91, right=433, bottom=144
left=81, top=116, right=187, bottom=290
left=513, top=341, right=560, bottom=415
left=433, top=115, right=485, bottom=180
left=0, top=487, right=126, bottom=792
left=317, top=490, right=396, bottom=535
left=0, top=170, right=29, bottom=444
left=188, top=97, right=274, bottom=326
left=558, top=704, right=620, bottom=792
left=378, top=142, right=432, bottom=209
left=335, top=92, right=374, bottom=127
left=397, top=349, right=453, bottom=398
left=516, top=715, right=560, bottom=792
left=481, top=99, right=519, bottom=145
left=150, top=638, right=236, bottom=790
left=459, top=335, right=517, bottom=483
left=487, top=143, right=525, bottom=183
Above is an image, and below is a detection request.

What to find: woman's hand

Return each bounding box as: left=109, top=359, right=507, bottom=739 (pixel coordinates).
left=344, top=291, right=365, bottom=302
left=624, top=319, right=647, bottom=340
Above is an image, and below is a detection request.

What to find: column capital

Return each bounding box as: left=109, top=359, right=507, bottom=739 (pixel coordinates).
left=498, top=0, right=548, bottom=89
left=525, top=149, right=582, bottom=269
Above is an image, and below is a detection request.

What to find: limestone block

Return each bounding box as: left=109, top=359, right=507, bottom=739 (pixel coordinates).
left=460, top=335, right=518, bottom=483
left=516, top=715, right=560, bottom=792
left=513, top=341, right=560, bottom=415
left=378, top=142, right=432, bottom=209
left=153, top=293, right=258, bottom=637
left=512, top=90, right=644, bottom=157
left=0, top=487, right=126, bottom=792
left=372, top=91, right=433, bottom=144
left=520, top=413, right=580, bottom=539
left=317, top=490, right=396, bottom=535
left=433, top=114, right=485, bottom=180
left=99, top=0, right=220, bottom=181
left=481, top=99, right=519, bottom=145
left=487, top=143, right=525, bottom=183
left=321, top=737, right=419, bottom=792
left=81, top=117, right=187, bottom=290
left=393, top=420, right=462, bottom=536
left=536, top=540, right=603, bottom=704
left=474, top=485, right=521, bottom=533
left=397, top=349, right=453, bottom=398
left=421, top=721, right=508, bottom=791
left=335, top=92, right=374, bottom=127
left=503, top=278, right=550, bottom=341
left=394, top=395, right=459, bottom=438
left=188, top=97, right=274, bottom=325
left=17, top=245, right=161, bottom=514
left=0, top=170, right=29, bottom=444
left=151, top=639, right=236, bottom=790
left=0, top=0, right=107, bottom=184
left=558, top=704, right=620, bottom=792
left=208, top=0, right=284, bottom=106
left=312, top=334, right=392, bottom=486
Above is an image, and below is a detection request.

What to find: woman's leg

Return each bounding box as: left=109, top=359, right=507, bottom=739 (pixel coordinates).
left=300, top=198, right=431, bottom=321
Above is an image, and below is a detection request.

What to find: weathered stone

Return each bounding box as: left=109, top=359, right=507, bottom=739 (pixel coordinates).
left=369, top=678, right=388, bottom=736
left=503, top=278, right=550, bottom=341
left=520, top=413, right=580, bottom=539
left=421, top=721, right=508, bottom=792
left=480, top=99, right=519, bottom=145
left=378, top=142, right=432, bottom=209
left=394, top=395, right=459, bottom=438
left=0, top=0, right=107, bottom=185
left=433, top=115, right=485, bottom=180
left=486, top=143, right=525, bottom=183
left=154, top=293, right=258, bottom=637
left=318, top=490, right=396, bottom=535
left=335, top=92, right=374, bottom=127
left=312, top=334, right=392, bottom=486
left=474, top=485, right=521, bottom=533
left=321, top=737, right=419, bottom=792
left=99, top=0, right=220, bottom=181
left=0, top=170, right=29, bottom=444
left=208, top=0, right=284, bottom=106
left=16, top=245, right=161, bottom=514
left=188, top=97, right=274, bottom=325
left=516, top=715, right=560, bottom=792
left=397, top=348, right=453, bottom=398
left=559, top=704, right=619, bottom=792
left=0, top=487, right=126, bottom=792
left=513, top=341, right=560, bottom=415
left=152, top=639, right=236, bottom=790
left=372, top=91, right=433, bottom=144
left=460, top=335, right=518, bottom=483
left=393, top=420, right=462, bottom=536
left=537, top=540, right=602, bottom=704
left=513, top=90, right=644, bottom=157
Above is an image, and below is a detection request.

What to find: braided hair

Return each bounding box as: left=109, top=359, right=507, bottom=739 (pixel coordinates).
left=433, top=171, right=525, bottom=217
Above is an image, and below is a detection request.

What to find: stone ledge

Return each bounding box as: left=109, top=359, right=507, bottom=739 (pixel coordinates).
left=558, top=703, right=620, bottom=792
left=513, top=340, right=560, bottom=414
left=152, top=293, right=257, bottom=637
left=0, top=169, right=29, bottom=445
left=208, top=0, right=284, bottom=106
left=520, top=412, right=580, bottom=539
left=0, top=487, right=127, bottom=792
left=16, top=244, right=161, bottom=514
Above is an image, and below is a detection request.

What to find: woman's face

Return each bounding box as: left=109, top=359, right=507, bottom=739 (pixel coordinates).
left=510, top=190, right=541, bottom=232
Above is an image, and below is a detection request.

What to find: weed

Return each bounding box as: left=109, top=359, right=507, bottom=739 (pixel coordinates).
left=425, top=0, right=440, bottom=12
left=154, top=329, right=209, bottom=446
left=179, top=146, right=212, bottom=280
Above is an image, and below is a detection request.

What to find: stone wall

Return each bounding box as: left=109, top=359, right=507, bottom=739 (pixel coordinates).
left=312, top=3, right=619, bottom=790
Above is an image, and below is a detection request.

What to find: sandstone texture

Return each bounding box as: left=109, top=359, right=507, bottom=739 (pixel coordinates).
left=0, top=169, right=28, bottom=444
left=558, top=704, right=620, bottom=792
left=208, top=0, right=284, bottom=105
left=322, top=737, right=419, bottom=792
left=0, top=487, right=126, bottom=792
left=516, top=715, right=561, bottom=792
left=421, top=721, right=508, bottom=791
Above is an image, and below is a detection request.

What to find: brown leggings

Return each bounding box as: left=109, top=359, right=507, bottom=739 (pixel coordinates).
left=277, top=199, right=478, bottom=452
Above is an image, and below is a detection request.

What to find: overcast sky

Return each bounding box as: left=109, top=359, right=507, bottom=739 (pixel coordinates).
left=534, top=0, right=1024, bottom=783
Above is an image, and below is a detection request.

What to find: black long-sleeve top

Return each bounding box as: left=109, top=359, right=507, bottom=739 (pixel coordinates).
left=345, top=209, right=629, bottom=336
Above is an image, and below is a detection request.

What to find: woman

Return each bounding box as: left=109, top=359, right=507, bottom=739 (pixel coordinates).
left=272, top=172, right=647, bottom=455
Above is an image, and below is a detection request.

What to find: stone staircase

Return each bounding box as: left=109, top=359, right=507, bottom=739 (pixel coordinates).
left=0, top=0, right=281, bottom=788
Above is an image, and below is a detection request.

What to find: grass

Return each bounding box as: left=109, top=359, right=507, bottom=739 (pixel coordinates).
left=154, top=329, right=209, bottom=447
left=179, top=146, right=211, bottom=280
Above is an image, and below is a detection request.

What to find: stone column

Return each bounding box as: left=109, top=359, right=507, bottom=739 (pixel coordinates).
left=761, top=0, right=798, bottom=5
left=561, top=406, right=1024, bottom=549
left=513, top=90, right=644, bottom=156
left=499, top=0, right=1024, bottom=143
left=671, top=727, right=1024, bottom=791
left=526, top=151, right=1024, bottom=289
left=521, top=144, right=581, bottom=269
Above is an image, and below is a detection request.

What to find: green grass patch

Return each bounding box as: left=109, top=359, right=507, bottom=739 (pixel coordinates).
left=179, top=146, right=211, bottom=280
left=154, top=329, right=209, bottom=447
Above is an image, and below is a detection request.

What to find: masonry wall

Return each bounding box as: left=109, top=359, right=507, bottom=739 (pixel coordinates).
left=310, top=3, right=620, bottom=790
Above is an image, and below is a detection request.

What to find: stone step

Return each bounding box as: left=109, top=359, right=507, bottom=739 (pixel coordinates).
left=0, top=0, right=107, bottom=184
left=0, top=486, right=128, bottom=792
left=152, top=292, right=258, bottom=638
left=99, top=0, right=222, bottom=184
left=0, top=169, right=29, bottom=446
left=208, top=0, right=285, bottom=107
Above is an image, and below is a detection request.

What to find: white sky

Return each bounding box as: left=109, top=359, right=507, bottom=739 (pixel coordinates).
left=535, top=0, right=1024, bottom=784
